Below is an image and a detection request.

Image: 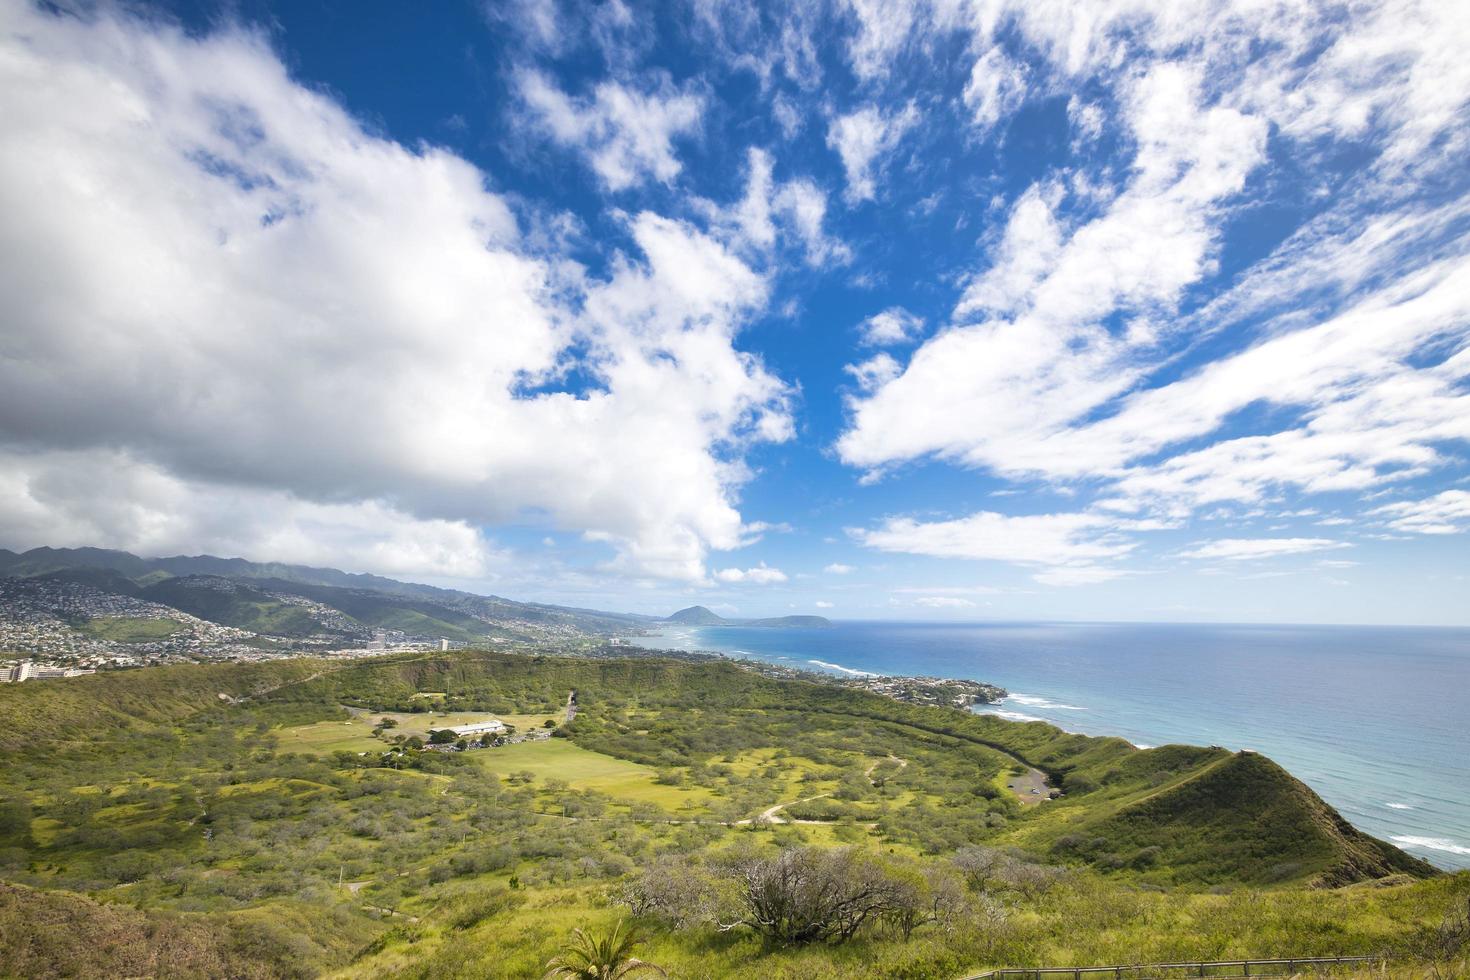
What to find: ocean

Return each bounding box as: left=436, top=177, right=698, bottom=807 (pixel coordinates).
left=635, top=620, right=1470, bottom=871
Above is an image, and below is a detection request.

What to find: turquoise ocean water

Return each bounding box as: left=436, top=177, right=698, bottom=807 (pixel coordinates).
left=635, top=621, right=1470, bottom=871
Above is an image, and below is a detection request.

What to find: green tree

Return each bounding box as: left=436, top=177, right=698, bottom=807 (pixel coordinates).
left=542, top=920, right=665, bottom=979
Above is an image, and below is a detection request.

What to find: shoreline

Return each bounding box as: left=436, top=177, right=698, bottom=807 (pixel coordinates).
left=626, top=623, right=1470, bottom=872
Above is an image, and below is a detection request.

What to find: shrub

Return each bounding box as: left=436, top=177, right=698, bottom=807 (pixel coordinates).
left=437, top=886, right=524, bottom=930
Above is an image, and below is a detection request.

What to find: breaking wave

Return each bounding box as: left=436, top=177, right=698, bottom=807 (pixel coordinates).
left=808, top=659, right=878, bottom=678
left=1392, top=836, right=1470, bottom=856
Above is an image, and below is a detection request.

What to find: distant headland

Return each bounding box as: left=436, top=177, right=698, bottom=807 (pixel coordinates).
left=665, top=605, right=833, bottom=629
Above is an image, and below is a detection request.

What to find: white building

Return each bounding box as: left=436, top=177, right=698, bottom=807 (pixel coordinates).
left=1, top=661, right=95, bottom=682
left=449, top=720, right=506, bottom=738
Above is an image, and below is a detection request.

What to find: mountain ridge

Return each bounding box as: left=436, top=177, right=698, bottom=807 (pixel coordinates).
left=0, top=546, right=666, bottom=653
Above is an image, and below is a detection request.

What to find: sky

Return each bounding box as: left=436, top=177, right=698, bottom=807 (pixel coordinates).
left=1, top=0, right=1468, bottom=625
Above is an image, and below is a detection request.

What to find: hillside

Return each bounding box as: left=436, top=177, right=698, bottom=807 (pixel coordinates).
left=0, top=649, right=1460, bottom=979
left=666, top=604, right=726, bottom=624
left=139, top=577, right=325, bottom=638
left=0, top=546, right=659, bottom=659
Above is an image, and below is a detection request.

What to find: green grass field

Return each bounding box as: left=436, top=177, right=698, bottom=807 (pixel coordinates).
left=276, top=719, right=385, bottom=755
left=278, top=710, right=562, bottom=755
left=76, top=616, right=186, bottom=643
left=478, top=739, right=715, bottom=812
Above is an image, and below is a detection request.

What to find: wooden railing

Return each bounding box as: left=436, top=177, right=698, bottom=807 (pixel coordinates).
left=960, top=955, right=1381, bottom=979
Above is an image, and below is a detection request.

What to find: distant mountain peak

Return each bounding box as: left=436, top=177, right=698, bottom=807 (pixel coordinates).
left=666, top=605, right=726, bottom=625
left=664, top=605, right=833, bottom=628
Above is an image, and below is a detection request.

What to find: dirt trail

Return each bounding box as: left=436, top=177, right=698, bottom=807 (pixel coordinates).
left=742, top=792, right=831, bottom=825
left=865, top=754, right=908, bottom=785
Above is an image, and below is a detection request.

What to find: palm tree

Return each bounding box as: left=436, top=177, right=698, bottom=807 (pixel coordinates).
left=542, top=920, right=667, bottom=979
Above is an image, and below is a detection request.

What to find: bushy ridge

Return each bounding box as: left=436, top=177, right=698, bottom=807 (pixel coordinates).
left=1074, top=751, right=1438, bottom=886
left=0, top=881, right=374, bottom=979
left=0, top=657, right=322, bottom=748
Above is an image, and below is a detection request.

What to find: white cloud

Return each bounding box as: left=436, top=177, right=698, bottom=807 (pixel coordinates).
left=1372, top=490, right=1470, bottom=535
left=1179, top=538, right=1351, bottom=561
left=481, top=0, right=562, bottom=53
left=772, top=94, right=802, bottom=138
left=1032, top=565, right=1129, bottom=587
left=814, top=600, right=835, bottom=608
left=0, top=4, right=789, bottom=584
left=825, top=2, right=1470, bottom=582
left=858, top=307, right=924, bottom=346
left=840, top=63, right=1269, bottom=477
left=826, top=103, right=919, bottom=203
left=518, top=69, right=703, bottom=191
left=893, top=584, right=1003, bottom=595
left=0, top=448, right=506, bottom=582
left=823, top=563, right=856, bottom=574
left=842, top=0, right=919, bottom=81
left=714, top=563, right=789, bottom=584
left=725, top=148, right=849, bottom=266
left=844, top=353, right=903, bottom=393
left=853, top=510, right=1134, bottom=565
left=913, top=595, right=975, bottom=608
left=963, top=47, right=1027, bottom=133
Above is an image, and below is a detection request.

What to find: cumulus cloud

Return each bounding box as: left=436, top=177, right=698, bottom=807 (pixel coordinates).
left=842, top=0, right=919, bottom=81
left=844, top=353, right=903, bottom=393
left=0, top=4, right=789, bottom=583
left=963, top=47, right=1027, bottom=133
left=714, top=563, right=789, bottom=584
left=724, top=148, right=849, bottom=266
left=0, top=449, right=506, bottom=581
left=858, top=307, right=924, bottom=346
left=826, top=103, right=919, bottom=203
left=1178, top=538, right=1352, bottom=561
left=518, top=69, right=703, bottom=191
left=823, top=563, right=856, bottom=574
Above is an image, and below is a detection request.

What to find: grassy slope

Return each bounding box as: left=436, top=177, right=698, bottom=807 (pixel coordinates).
left=1067, top=750, right=1435, bottom=885
left=0, top=881, right=376, bottom=980
left=77, top=616, right=187, bottom=642
left=268, top=650, right=1436, bottom=888
left=0, top=650, right=1458, bottom=980
left=141, top=578, right=322, bottom=637
left=0, top=657, right=324, bottom=749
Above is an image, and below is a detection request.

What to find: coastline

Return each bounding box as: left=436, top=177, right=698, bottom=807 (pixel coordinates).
left=627, top=620, right=1470, bottom=872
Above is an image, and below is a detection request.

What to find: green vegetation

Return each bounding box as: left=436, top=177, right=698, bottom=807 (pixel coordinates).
left=543, top=919, right=666, bottom=979
left=0, top=650, right=1462, bottom=979
left=75, top=615, right=186, bottom=643
left=139, top=578, right=321, bottom=636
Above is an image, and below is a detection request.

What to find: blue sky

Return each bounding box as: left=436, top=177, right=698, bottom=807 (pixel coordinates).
left=1, top=0, right=1468, bottom=624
